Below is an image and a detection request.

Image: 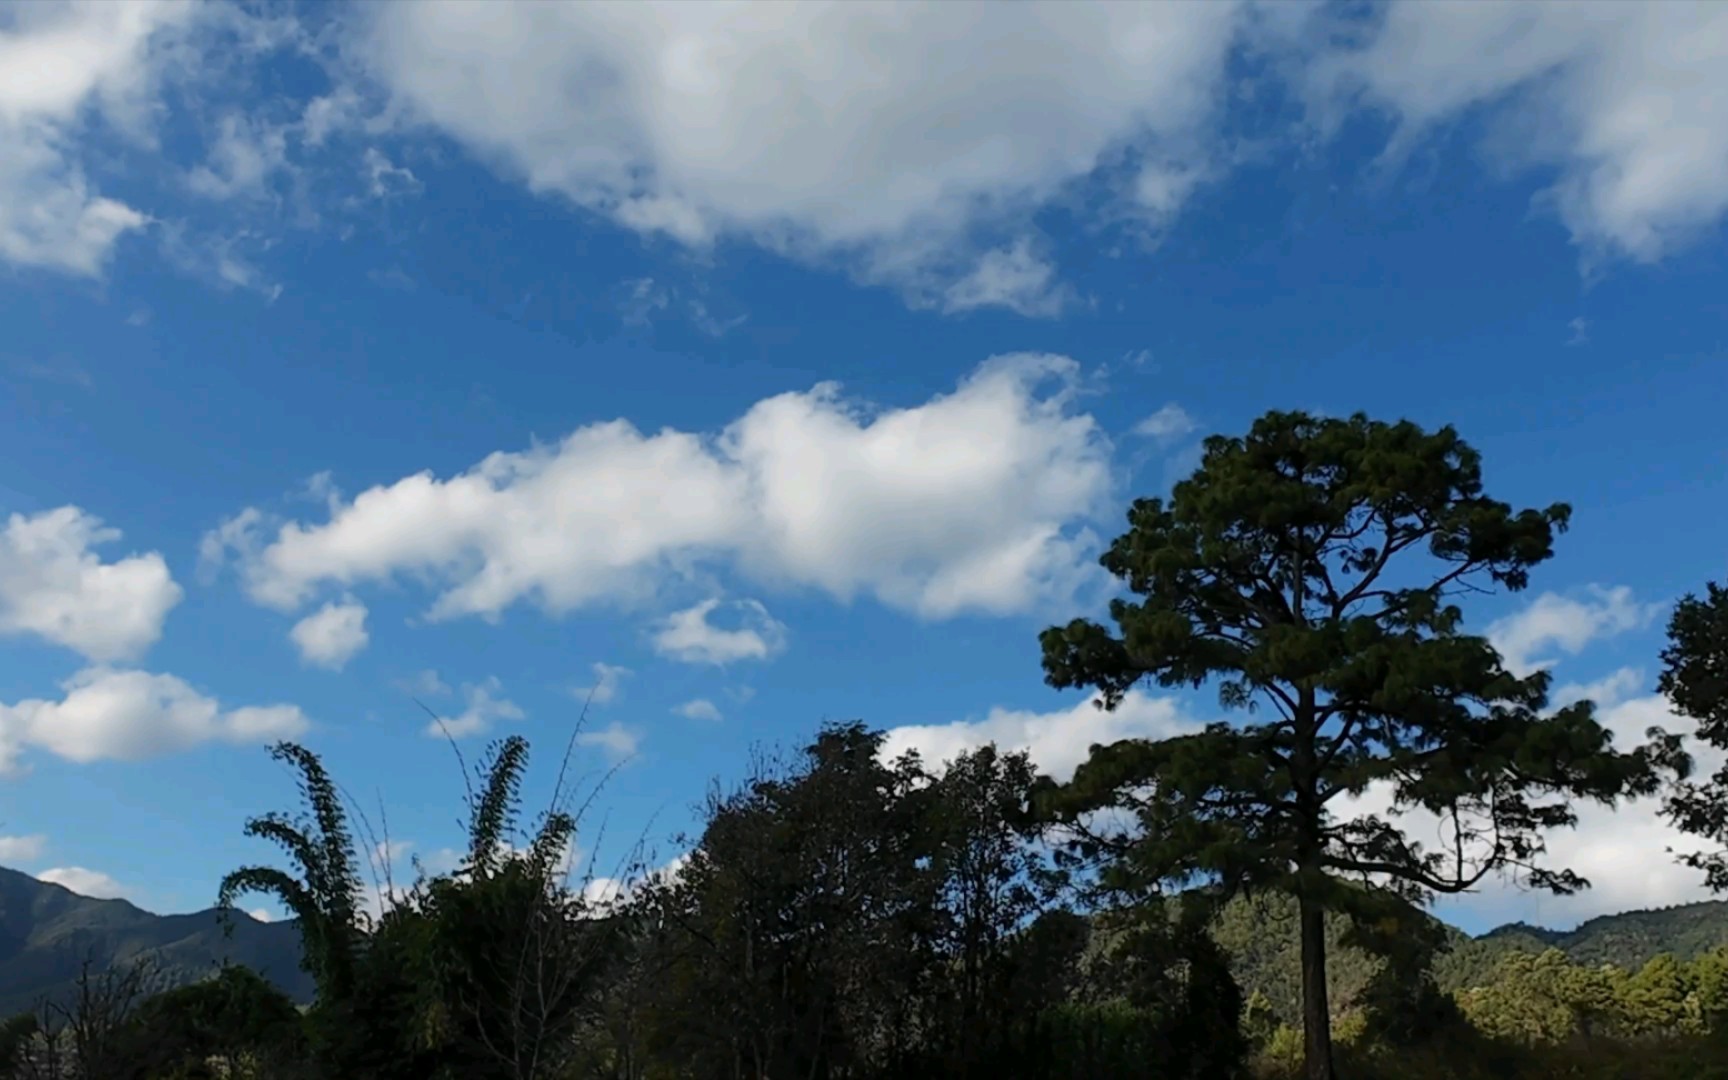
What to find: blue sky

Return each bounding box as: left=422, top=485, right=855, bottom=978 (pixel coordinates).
left=2, top=0, right=1726, bottom=935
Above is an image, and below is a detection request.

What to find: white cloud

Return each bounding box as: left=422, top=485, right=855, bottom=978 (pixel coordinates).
left=1292, top=2, right=1728, bottom=265
left=1487, top=584, right=1658, bottom=676
left=35, top=865, right=126, bottom=900
left=356, top=1, right=1243, bottom=304
left=574, top=662, right=631, bottom=706
left=0, top=507, right=183, bottom=662
left=687, top=298, right=747, bottom=339
left=373, top=839, right=414, bottom=868
left=580, top=850, right=689, bottom=912
left=0, top=667, right=309, bottom=771
left=1132, top=402, right=1198, bottom=441
left=941, top=238, right=1074, bottom=318
left=882, top=688, right=1201, bottom=783
left=10, top=1, right=1727, bottom=297
left=198, top=506, right=264, bottom=584
left=575, top=720, right=641, bottom=761
left=652, top=598, right=787, bottom=665
left=674, top=697, right=722, bottom=722
left=0, top=834, right=47, bottom=863
left=289, top=597, right=370, bottom=670
left=423, top=676, right=523, bottom=739
left=397, top=668, right=451, bottom=698
left=0, top=0, right=199, bottom=274
left=223, top=355, right=1113, bottom=623
left=343, top=0, right=1728, bottom=291
left=246, top=907, right=273, bottom=922
left=361, top=146, right=419, bottom=198
left=617, top=277, right=669, bottom=326
left=186, top=111, right=290, bottom=200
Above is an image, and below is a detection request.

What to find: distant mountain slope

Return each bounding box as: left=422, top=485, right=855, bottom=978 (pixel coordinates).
left=1206, top=891, right=1728, bottom=1024
left=0, top=866, right=311, bottom=1018
left=2, top=861, right=1723, bottom=1028
left=1479, top=901, right=1728, bottom=970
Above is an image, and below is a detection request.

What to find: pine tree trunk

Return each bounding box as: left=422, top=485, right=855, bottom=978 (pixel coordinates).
left=1299, top=891, right=1334, bottom=1078
left=1298, top=893, right=1335, bottom=1080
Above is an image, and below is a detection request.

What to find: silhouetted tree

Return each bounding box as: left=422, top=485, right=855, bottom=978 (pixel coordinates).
left=1037, top=410, right=1682, bottom=1080
left=1660, top=581, right=1728, bottom=890
left=418, top=735, right=613, bottom=1080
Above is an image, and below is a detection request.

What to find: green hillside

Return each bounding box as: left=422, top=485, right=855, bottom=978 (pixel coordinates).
left=1207, top=891, right=1728, bottom=1025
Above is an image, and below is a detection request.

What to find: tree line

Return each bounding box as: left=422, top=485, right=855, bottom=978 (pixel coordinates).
left=4, top=410, right=1728, bottom=1080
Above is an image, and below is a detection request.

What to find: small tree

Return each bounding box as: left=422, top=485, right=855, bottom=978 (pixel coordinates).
left=1659, top=580, right=1728, bottom=890
left=19, top=952, right=154, bottom=1080
left=418, top=735, right=613, bottom=1080
left=920, top=744, right=1064, bottom=1069
left=1037, top=410, right=1681, bottom=1080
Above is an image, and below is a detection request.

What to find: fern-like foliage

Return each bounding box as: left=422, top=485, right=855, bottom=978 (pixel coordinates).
left=468, top=735, right=531, bottom=877
left=217, top=741, right=368, bottom=1003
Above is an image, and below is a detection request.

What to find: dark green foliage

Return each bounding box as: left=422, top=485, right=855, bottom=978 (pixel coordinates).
left=415, top=736, right=612, bottom=1080
left=610, top=723, right=1248, bottom=1080
left=120, top=964, right=308, bottom=1078
left=628, top=723, right=947, bottom=1077
left=0, top=1013, right=34, bottom=1074
left=218, top=742, right=368, bottom=1004
left=1036, top=410, right=1682, bottom=1078
left=1660, top=580, right=1728, bottom=890
left=5, top=737, right=1728, bottom=1079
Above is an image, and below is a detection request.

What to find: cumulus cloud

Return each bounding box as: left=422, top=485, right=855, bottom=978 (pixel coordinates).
left=423, top=677, right=523, bottom=739
left=12, top=2, right=1728, bottom=298
left=247, top=907, right=273, bottom=922
left=0, top=833, right=47, bottom=863
left=652, top=598, right=787, bottom=666
left=0, top=507, right=183, bottom=662
left=35, top=865, right=127, bottom=900
left=941, top=239, right=1074, bottom=318
left=575, top=721, right=641, bottom=761
left=289, top=597, right=369, bottom=669
left=219, top=355, right=1112, bottom=623
left=882, top=689, right=1201, bottom=783
left=356, top=2, right=1243, bottom=305
left=1132, top=403, right=1199, bottom=442
left=0, top=667, right=309, bottom=771
left=0, top=0, right=199, bottom=274
left=674, top=698, right=722, bottom=722
left=1487, top=584, right=1659, bottom=676
left=574, top=662, right=631, bottom=707
left=1291, top=1, right=1728, bottom=265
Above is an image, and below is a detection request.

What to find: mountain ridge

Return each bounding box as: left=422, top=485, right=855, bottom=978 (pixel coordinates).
left=0, top=865, right=312, bottom=1019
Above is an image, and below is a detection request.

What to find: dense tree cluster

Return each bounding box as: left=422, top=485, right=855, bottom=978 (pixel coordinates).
left=5, top=409, right=1728, bottom=1080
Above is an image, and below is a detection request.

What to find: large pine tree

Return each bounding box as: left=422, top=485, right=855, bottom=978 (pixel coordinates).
left=1037, top=410, right=1680, bottom=1080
